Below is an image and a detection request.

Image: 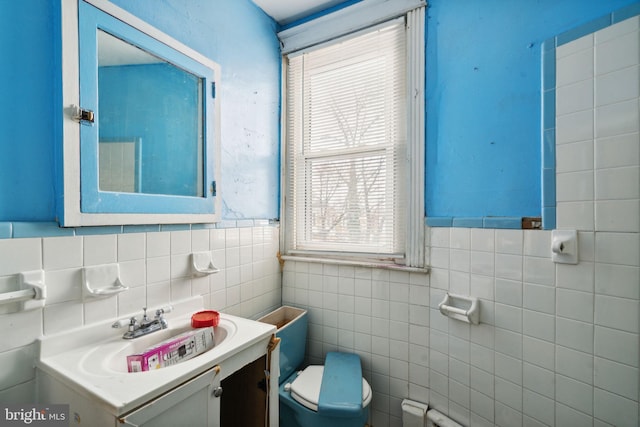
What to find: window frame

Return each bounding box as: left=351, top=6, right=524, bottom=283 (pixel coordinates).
left=280, top=4, right=426, bottom=268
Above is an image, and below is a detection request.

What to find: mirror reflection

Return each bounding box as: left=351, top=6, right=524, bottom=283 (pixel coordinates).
left=97, top=30, right=204, bottom=197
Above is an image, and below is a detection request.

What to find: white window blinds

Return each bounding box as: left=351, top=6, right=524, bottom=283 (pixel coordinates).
left=284, top=20, right=407, bottom=258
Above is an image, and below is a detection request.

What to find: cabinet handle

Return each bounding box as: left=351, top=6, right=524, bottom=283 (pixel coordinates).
left=212, top=386, right=223, bottom=398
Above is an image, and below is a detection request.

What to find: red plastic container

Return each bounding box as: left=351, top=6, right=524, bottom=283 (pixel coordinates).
left=191, top=310, right=220, bottom=328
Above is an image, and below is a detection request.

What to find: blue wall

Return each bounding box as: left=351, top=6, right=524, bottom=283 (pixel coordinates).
left=425, top=0, right=638, bottom=220
left=0, top=0, right=280, bottom=223
left=1, top=0, right=638, bottom=227
left=0, top=1, right=57, bottom=222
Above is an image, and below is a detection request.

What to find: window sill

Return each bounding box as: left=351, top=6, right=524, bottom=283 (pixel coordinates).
left=279, top=254, right=430, bottom=274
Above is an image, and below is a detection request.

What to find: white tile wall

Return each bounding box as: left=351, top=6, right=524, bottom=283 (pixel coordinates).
left=284, top=224, right=639, bottom=426
left=0, top=225, right=281, bottom=403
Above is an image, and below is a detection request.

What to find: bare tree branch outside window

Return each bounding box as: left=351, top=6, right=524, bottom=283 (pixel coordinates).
left=307, top=64, right=391, bottom=247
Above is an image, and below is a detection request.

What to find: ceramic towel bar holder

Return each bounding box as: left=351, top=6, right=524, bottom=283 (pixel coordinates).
left=82, top=263, right=128, bottom=300
left=191, top=251, right=220, bottom=276
left=0, top=270, right=46, bottom=311
left=438, top=292, right=480, bottom=325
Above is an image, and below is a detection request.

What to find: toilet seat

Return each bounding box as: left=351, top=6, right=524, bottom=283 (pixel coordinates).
left=287, top=366, right=372, bottom=412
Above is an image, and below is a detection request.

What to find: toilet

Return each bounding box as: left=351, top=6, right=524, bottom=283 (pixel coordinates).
left=259, top=306, right=372, bottom=427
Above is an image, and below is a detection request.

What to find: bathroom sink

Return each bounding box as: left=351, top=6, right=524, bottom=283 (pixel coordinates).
left=36, top=296, right=277, bottom=415
left=80, top=318, right=233, bottom=375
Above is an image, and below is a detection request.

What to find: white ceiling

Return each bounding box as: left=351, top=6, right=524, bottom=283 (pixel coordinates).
left=252, top=0, right=349, bottom=25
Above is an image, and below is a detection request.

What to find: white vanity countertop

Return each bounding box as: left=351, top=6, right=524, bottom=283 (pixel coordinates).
left=36, top=297, right=276, bottom=416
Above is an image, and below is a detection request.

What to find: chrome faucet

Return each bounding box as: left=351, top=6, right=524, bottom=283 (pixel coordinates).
left=112, top=306, right=172, bottom=339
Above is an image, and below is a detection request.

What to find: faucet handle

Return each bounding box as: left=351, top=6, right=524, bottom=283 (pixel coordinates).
left=155, top=305, right=173, bottom=318
left=111, top=318, right=130, bottom=329
left=128, top=316, right=139, bottom=331
left=155, top=305, right=173, bottom=329
left=112, top=316, right=139, bottom=329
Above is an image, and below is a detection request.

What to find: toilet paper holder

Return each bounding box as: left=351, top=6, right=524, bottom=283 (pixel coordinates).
left=438, top=292, right=480, bottom=325
left=551, top=229, right=578, bottom=264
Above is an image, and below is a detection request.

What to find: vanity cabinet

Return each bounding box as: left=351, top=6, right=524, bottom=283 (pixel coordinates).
left=120, top=366, right=222, bottom=427
left=35, top=302, right=279, bottom=427
left=37, top=342, right=277, bottom=427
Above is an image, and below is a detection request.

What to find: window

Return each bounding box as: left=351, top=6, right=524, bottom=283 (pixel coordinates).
left=282, top=7, right=425, bottom=267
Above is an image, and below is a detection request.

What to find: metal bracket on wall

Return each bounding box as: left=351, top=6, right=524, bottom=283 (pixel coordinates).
left=522, top=217, right=542, bottom=229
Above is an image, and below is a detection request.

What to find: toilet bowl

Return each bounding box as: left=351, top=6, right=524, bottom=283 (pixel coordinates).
left=279, top=363, right=372, bottom=427
left=259, top=306, right=372, bottom=427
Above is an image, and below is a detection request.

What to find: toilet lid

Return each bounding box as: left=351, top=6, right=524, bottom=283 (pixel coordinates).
left=289, top=366, right=372, bottom=412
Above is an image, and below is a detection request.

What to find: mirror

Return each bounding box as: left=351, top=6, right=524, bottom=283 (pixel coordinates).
left=98, top=137, right=141, bottom=192
left=97, top=30, right=204, bottom=197
left=59, top=0, right=221, bottom=226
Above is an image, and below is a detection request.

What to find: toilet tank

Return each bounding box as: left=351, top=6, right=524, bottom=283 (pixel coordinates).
left=258, top=306, right=308, bottom=384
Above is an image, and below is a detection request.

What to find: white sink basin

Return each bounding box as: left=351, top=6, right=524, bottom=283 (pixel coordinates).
left=36, top=297, right=276, bottom=416
left=79, top=317, right=235, bottom=375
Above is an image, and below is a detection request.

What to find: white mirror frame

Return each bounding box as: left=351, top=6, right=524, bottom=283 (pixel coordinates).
left=59, top=0, right=221, bottom=226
